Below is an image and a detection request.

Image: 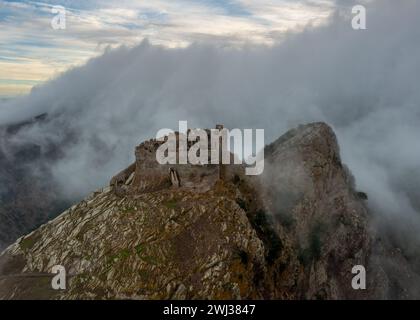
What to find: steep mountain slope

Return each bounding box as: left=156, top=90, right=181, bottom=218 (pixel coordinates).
left=0, top=122, right=418, bottom=299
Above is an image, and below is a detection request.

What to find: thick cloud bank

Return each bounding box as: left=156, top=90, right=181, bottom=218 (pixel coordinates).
left=1, top=1, right=419, bottom=244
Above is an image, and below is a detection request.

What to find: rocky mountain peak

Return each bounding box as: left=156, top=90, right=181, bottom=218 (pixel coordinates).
left=0, top=122, right=417, bottom=299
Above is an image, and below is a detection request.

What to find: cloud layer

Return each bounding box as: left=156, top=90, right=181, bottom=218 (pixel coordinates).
left=0, top=0, right=334, bottom=95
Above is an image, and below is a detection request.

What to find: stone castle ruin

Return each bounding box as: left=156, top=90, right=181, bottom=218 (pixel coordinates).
left=110, top=125, right=236, bottom=196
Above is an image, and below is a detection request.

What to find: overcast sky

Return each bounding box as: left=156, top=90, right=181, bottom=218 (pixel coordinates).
left=0, top=0, right=344, bottom=96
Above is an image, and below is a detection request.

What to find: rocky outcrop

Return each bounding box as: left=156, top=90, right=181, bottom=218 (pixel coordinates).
left=254, top=123, right=382, bottom=299
left=109, top=162, right=136, bottom=196
left=0, top=122, right=417, bottom=299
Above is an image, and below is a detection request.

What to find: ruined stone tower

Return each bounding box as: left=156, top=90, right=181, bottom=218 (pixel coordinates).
left=215, top=124, right=227, bottom=181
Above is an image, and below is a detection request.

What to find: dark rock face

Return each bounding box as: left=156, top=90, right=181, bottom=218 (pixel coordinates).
left=0, top=122, right=418, bottom=299
left=255, top=123, right=381, bottom=299
left=0, top=115, right=71, bottom=251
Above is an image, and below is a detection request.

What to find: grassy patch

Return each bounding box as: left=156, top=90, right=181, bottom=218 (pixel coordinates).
left=164, top=198, right=178, bottom=209
left=298, top=222, right=326, bottom=267
left=20, top=234, right=39, bottom=251
left=122, top=206, right=136, bottom=214
left=141, top=255, right=159, bottom=265
left=108, top=248, right=132, bottom=264
left=138, top=269, right=150, bottom=280
left=135, top=244, right=160, bottom=265
left=356, top=191, right=368, bottom=200
left=222, top=282, right=235, bottom=291
left=266, top=233, right=283, bottom=264
left=135, top=244, right=144, bottom=255
left=236, top=198, right=248, bottom=211
left=251, top=209, right=283, bottom=265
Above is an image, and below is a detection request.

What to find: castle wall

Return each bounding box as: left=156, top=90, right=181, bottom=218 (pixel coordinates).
left=130, top=137, right=220, bottom=194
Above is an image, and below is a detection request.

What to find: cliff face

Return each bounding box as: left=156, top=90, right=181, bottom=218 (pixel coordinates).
left=256, top=123, right=382, bottom=299
left=0, top=122, right=416, bottom=299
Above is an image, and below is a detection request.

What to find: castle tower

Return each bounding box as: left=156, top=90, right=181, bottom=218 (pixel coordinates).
left=215, top=124, right=227, bottom=180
